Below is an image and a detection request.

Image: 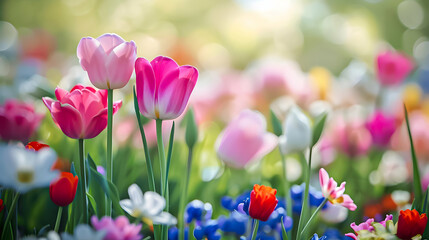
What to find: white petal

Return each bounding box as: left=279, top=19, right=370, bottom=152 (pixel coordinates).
left=151, top=211, right=177, bottom=225
left=128, top=184, right=144, bottom=206
left=120, top=199, right=135, bottom=216
left=141, top=191, right=165, bottom=216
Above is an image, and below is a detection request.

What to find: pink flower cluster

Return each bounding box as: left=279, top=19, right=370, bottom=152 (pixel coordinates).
left=91, top=216, right=142, bottom=240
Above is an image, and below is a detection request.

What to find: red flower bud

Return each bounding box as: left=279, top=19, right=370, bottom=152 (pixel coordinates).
left=25, top=141, right=49, bottom=151
left=396, top=209, right=427, bottom=240
left=49, top=172, right=78, bottom=206
left=0, top=199, right=4, bottom=213
left=248, top=184, right=278, bottom=221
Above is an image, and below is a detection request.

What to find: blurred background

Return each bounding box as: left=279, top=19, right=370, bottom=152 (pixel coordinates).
left=1, top=0, right=429, bottom=237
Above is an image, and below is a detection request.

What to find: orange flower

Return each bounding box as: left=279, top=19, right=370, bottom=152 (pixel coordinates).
left=248, top=184, right=278, bottom=221
left=49, top=172, right=79, bottom=206
left=397, top=209, right=427, bottom=240
left=25, top=141, right=49, bottom=151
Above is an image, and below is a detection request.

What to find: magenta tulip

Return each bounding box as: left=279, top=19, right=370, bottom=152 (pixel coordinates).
left=135, top=56, right=198, bottom=120
left=376, top=50, right=414, bottom=86
left=365, top=111, right=396, bottom=147
left=0, top=100, right=43, bottom=143
left=77, top=33, right=137, bottom=89
left=216, top=109, right=278, bottom=168
left=42, top=85, right=122, bottom=139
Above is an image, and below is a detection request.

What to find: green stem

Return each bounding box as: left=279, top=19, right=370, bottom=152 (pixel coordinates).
left=179, top=148, right=193, bottom=240
left=1, top=193, right=19, bottom=240
left=106, top=89, right=113, bottom=217
left=300, top=198, right=328, bottom=236
left=156, top=119, right=168, bottom=240
left=54, top=206, right=63, bottom=232
left=79, top=139, right=88, bottom=223
left=251, top=219, right=259, bottom=240
left=280, top=150, right=292, bottom=239
left=296, top=147, right=313, bottom=240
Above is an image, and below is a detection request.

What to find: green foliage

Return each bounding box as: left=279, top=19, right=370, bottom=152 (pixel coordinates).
left=270, top=109, right=283, bottom=137
left=185, top=109, right=198, bottom=149
left=311, top=112, right=327, bottom=147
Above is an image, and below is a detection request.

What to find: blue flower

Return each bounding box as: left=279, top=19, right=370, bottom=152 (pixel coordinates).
left=311, top=233, right=327, bottom=240
left=221, top=191, right=251, bottom=211
left=290, top=184, right=328, bottom=214
left=194, top=219, right=221, bottom=240
left=185, top=200, right=213, bottom=224
left=218, top=211, right=248, bottom=235
left=168, top=226, right=189, bottom=240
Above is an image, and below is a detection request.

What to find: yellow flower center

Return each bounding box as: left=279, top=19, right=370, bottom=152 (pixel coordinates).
left=17, top=170, right=34, bottom=184
left=132, top=209, right=142, bottom=218
left=329, top=196, right=344, bottom=205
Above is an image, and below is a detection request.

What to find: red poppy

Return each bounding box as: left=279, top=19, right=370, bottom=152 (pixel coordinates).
left=49, top=172, right=79, bottom=207
left=396, top=209, right=427, bottom=240
left=248, top=184, right=278, bottom=221
left=0, top=199, right=4, bottom=213
left=25, top=141, right=49, bottom=151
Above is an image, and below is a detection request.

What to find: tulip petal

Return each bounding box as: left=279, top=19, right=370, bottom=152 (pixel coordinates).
left=55, top=87, right=69, bottom=102
left=51, top=102, right=83, bottom=139
left=150, top=56, right=179, bottom=90
left=157, top=66, right=197, bottom=119
left=77, top=37, right=109, bottom=89
left=135, top=58, right=157, bottom=118
left=84, top=108, right=108, bottom=139
left=42, top=97, right=55, bottom=112
left=97, top=33, right=125, bottom=55
left=106, top=41, right=136, bottom=89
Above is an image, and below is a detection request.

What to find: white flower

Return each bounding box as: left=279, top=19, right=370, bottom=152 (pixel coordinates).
left=22, top=231, right=60, bottom=240
left=61, top=224, right=105, bottom=240
left=0, top=144, right=59, bottom=193
left=279, top=106, right=312, bottom=155
left=120, top=184, right=177, bottom=226
left=320, top=203, right=348, bottom=223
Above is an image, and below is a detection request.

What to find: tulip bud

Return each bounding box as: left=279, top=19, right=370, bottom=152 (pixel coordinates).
left=279, top=107, right=311, bottom=155
left=49, top=172, right=79, bottom=206
left=185, top=109, right=198, bottom=149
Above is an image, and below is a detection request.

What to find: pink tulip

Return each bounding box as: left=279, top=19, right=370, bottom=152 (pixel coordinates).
left=0, top=100, right=43, bottom=143
left=42, top=85, right=122, bottom=139
left=376, top=50, right=414, bottom=86
left=135, top=56, right=198, bottom=120
left=216, top=109, right=278, bottom=168
left=365, top=111, right=396, bottom=147
left=319, top=168, right=357, bottom=211
left=77, top=33, right=137, bottom=89
left=333, top=119, right=371, bottom=158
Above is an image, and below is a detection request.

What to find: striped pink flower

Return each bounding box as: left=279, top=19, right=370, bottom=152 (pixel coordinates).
left=319, top=168, right=357, bottom=211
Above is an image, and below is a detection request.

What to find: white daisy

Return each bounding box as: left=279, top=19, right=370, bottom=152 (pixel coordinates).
left=0, top=144, right=59, bottom=193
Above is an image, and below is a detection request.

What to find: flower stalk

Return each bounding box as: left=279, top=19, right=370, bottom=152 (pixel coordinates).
left=106, top=88, right=113, bottom=217
left=78, top=139, right=88, bottom=223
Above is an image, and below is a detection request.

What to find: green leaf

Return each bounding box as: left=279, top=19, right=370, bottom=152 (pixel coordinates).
left=133, top=86, right=156, bottom=192
left=185, top=109, right=198, bottom=149
left=270, top=109, right=283, bottom=137
left=311, top=113, right=327, bottom=147
left=89, top=167, right=124, bottom=216
left=280, top=216, right=289, bottom=240
left=164, top=122, right=175, bottom=195
left=404, top=104, right=423, bottom=211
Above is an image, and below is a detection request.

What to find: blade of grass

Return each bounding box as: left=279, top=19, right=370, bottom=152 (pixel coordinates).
left=404, top=104, right=423, bottom=211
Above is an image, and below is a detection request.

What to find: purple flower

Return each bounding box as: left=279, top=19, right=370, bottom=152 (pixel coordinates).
left=91, top=216, right=142, bottom=240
